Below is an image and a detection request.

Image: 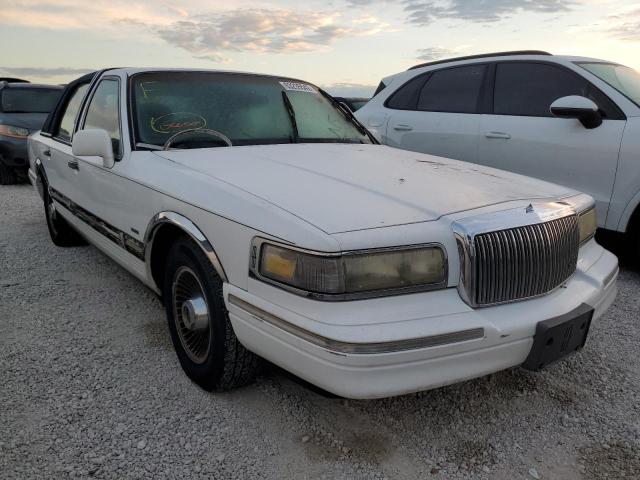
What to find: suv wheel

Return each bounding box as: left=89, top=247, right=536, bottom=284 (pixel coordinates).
left=43, top=185, right=86, bottom=246
left=0, top=163, right=17, bottom=185
left=163, top=237, right=260, bottom=391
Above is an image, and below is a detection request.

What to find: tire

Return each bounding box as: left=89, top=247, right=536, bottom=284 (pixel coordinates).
left=0, top=162, right=17, bottom=185
left=163, top=237, right=260, bottom=391
left=43, top=183, right=86, bottom=247
left=630, top=227, right=640, bottom=267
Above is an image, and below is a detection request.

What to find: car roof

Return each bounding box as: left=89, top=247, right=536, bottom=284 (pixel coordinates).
left=0, top=82, right=63, bottom=90
left=408, top=51, right=615, bottom=71
left=101, top=67, right=315, bottom=85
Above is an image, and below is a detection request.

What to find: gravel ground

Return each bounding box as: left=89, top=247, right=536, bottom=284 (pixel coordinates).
left=1, top=183, right=639, bottom=480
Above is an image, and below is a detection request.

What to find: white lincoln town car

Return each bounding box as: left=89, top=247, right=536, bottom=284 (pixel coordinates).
left=28, top=68, right=618, bottom=399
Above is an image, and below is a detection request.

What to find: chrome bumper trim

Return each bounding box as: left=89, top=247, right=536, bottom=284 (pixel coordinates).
left=228, top=294, right=485, bottom=355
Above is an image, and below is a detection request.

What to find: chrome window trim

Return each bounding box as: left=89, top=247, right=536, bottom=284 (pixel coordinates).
left=453, top=202, right=579, bottom=308
left=228, top=294, right=484, bottom=355
left=78, top=75, right=124, bottom=161
left=249, top=237, right=449, bottom=301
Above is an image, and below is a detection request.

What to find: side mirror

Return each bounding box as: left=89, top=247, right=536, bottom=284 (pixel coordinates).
left=550, top=96, right=602, bottom=129
left=72, top=129, right=115, bottom=168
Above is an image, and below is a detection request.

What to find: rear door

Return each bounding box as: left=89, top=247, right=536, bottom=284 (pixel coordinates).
left=45, top=83, right=90, bottom=203
left=385, top=64, right=487, bottom=162
left=477, top=61, right=626, bottom=223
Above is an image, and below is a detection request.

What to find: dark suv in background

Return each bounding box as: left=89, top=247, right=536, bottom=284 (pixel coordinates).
left=0, top=80, right=62, bottom=184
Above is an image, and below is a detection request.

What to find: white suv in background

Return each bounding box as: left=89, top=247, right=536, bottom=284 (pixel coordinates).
left=356, top=51, right=640, bottom=256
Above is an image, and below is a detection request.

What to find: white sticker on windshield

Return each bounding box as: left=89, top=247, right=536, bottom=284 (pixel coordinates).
left=279, top=81, right=317, bottom=93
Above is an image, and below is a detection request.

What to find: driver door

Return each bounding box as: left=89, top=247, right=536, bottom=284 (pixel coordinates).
left=477, top=62, right=626, bottom=224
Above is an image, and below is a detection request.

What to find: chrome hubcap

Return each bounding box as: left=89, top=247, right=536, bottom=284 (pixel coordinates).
left=181, top=296, right=209, bottom=331
left=172, top=266, right=211, bottom=364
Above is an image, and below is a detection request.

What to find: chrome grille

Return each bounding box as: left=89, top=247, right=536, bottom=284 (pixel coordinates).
left=470, top=214, right=579, bottom=306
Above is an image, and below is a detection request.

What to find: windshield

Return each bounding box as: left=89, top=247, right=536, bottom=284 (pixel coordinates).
left=132, top=72, right=372, bottom=148
left=578, top=62, right=640, bottom=107
left=1, top=88, right=62, bottom=113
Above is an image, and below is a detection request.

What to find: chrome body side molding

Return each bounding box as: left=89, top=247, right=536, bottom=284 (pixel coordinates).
left=228, top=294, right=485, bottom=355
left=144, top=212, right=228, bottom=286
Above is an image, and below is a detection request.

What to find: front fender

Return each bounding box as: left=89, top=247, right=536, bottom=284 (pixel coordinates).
left=144, top=211, right=228, bottom=288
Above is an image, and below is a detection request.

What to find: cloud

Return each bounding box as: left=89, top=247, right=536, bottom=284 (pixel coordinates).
left=0, top=2, right=389, bottom=60
left=322, top=82, right=376, bottom=97
left=403, top=0, right=574, bottom=25
left=156, top=9, right=388, bottom=59
left=0, top=67, right=93, bottom=77
left=0, top=0, right=177, bottom=29
left=345, top=0, right=576, bottom=25
left=415, top=46, right=457, bottom=61
left=604, top=8, right=640, bottom=42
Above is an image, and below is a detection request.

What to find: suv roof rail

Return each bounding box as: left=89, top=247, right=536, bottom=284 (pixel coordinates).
left=408, top=50, right=552, bottom=70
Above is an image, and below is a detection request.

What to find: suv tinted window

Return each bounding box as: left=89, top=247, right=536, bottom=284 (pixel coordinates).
left=418, top=65, right=486, bottom=113
left=494, top=62, right=618, bottom=117
left=386, top=75, right=427, bottom=110
left=83, top=79, right=121, bottom=155
left=57, top=84, right=89, bottom=143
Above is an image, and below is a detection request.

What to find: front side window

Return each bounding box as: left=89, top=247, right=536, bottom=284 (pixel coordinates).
left=495, top=63, right=597, bottom=117
left=417, top=65, right=486, bottom=113
left=83, top=79, right=121, bottom=155
left=1, top=87, right=61, bottom=113
left=131, top=72, right=371, bottom=148
left=386, top=74, right=426, bottom=110
left=57, top=84, right=89, bottom=143
left=578, top=62, right=640, bottom=107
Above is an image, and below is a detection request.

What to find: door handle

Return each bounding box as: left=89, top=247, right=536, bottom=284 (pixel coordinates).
left=485, top=131, right=511, bottom=139
left=67, top=160, right=79, bottom=170
left=43, top=149, right=50, bottom=157
left=393, top=124, right=413, bottom=131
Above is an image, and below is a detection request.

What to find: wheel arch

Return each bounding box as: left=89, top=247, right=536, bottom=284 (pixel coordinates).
left=145, top=212, right=228, bottom=294
left=617, top=191, right=640, bottom=234
left=34, top=158, right=48, bottom=200
left=625, top=201, right=640, bottom=237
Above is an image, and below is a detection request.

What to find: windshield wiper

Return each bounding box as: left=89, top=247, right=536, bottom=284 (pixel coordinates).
left=318, top=89, right=377, bottom=144
left=281, top=91, right=299, bottom=143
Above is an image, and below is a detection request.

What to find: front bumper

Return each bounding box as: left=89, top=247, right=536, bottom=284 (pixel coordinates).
left=0, top=136, right=29, bottom=169
left=225, top=241, right=618, bottom=399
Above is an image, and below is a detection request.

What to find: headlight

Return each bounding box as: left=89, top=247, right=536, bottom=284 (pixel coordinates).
left=0, top=124, right=29, bottom=139
left=578, top=207, right=597, bottom=244
left=564, top=194, right=597, bottom=245
left=253, top=240, right=447, bottom=299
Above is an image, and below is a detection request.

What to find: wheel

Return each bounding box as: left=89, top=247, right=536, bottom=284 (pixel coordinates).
left=0, top=162, right=17, bottom=185
left=163, top=237, right=260, bottom=391
left=43, top=183, right=86, bottom=247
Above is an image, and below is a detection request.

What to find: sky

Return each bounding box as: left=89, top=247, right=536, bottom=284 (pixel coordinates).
left=1, top=0, right=639, bottom=97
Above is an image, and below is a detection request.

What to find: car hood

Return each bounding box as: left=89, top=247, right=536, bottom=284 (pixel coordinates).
left=154, top=144, right=574, bottom=234
left=0, top=113, right=49, bottom=131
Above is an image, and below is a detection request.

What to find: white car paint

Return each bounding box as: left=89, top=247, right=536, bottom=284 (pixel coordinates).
left=28, top=67, right=618, bottom=399
left=356, top=53, right=640, bottom=234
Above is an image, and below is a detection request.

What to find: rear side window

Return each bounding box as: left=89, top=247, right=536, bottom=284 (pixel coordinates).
left=417, top=65, right=486, bottom=113
left=494, top=62, right=610, bottom=117
left=56, top=84, right=89, bottom=143
left=83, top=79, right=122, bottom=156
